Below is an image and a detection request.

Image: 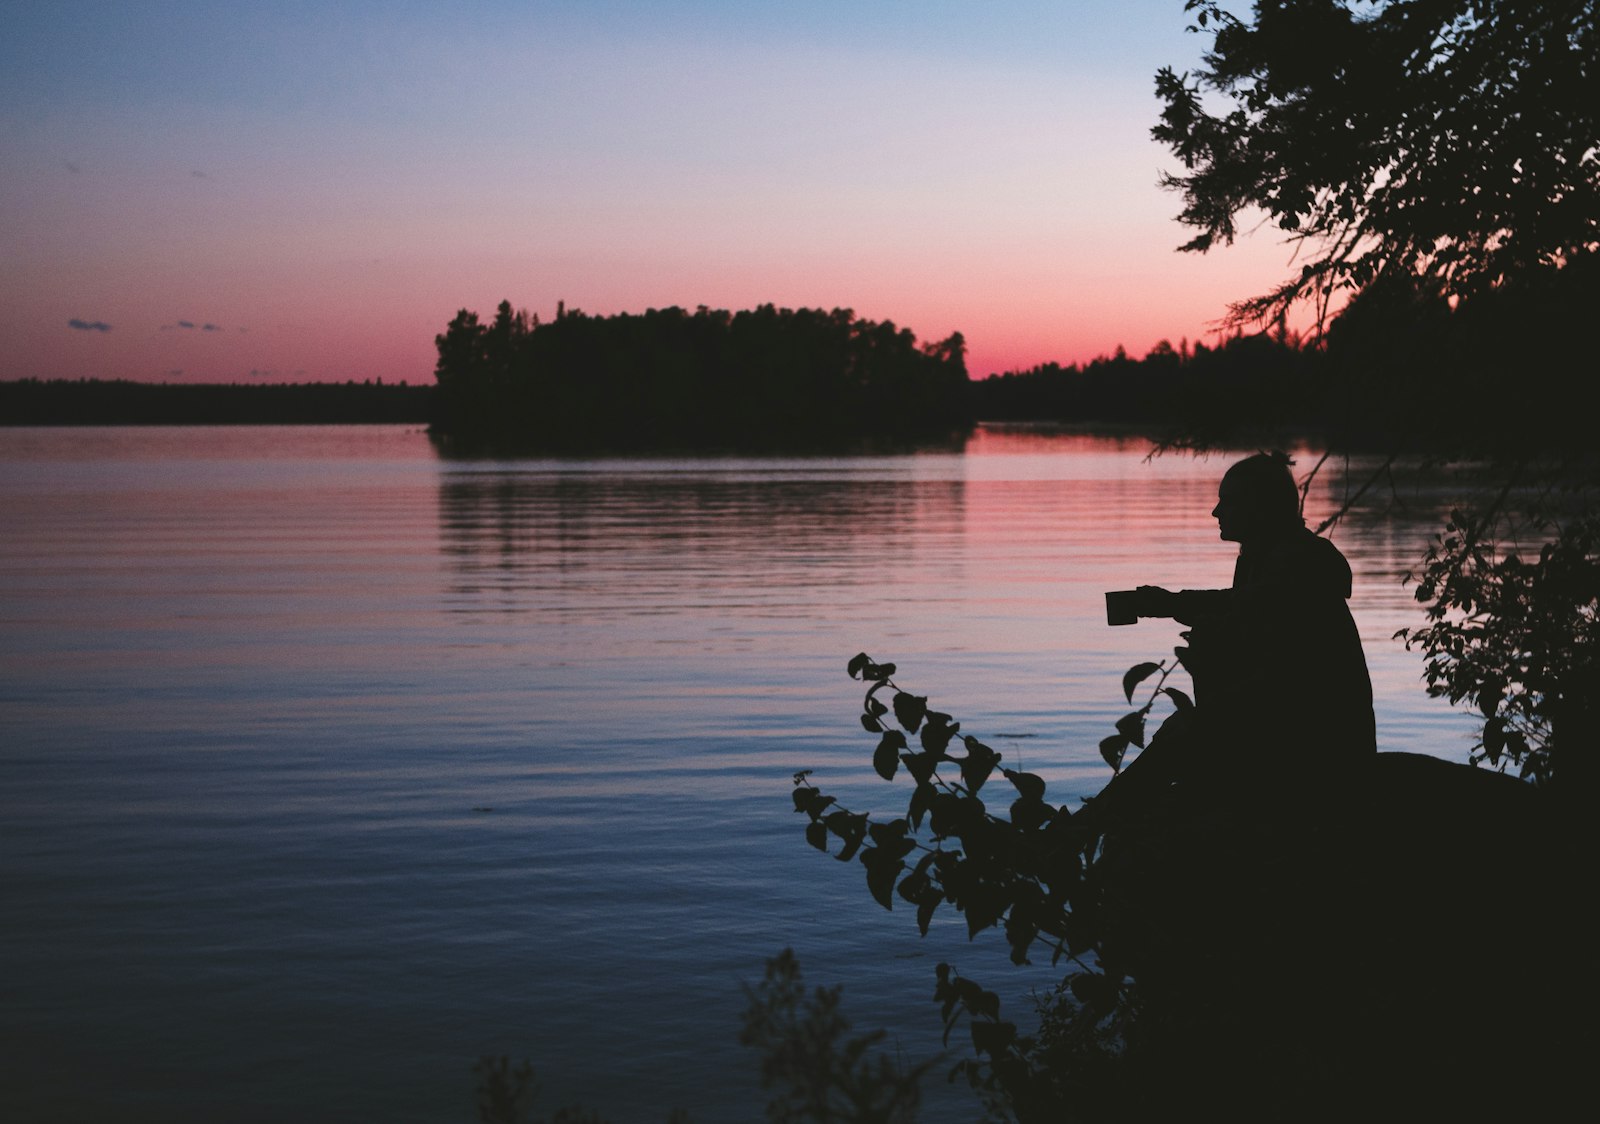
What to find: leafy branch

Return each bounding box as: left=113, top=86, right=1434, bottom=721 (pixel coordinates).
left=1098, top=659, right=1190, bottom=775
left=788, top=651, right=1206, bottom=1097
left=1398, top=505, right=1598, bottom=784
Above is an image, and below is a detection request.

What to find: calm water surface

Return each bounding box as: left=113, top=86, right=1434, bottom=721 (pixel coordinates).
left=0, top=425, right=1476, bottom=1121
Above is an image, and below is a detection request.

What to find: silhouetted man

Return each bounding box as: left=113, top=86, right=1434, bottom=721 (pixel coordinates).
left=1101, top=451, right=1375, bottom=817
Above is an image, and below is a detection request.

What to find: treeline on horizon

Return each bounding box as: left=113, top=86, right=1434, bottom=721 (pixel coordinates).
left=433, top=256, right=1596, bottom=452
left=7, top=254, right=1594, bottom=446
left=979, top=251, right=1599, bottom=450
left=0, top=378, right=431, bottom=426
left=431, top=301, right=973, bottom=451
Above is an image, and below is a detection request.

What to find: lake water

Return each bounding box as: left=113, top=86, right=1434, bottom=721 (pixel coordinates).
left=0, top=424, right=1478, bottom=1122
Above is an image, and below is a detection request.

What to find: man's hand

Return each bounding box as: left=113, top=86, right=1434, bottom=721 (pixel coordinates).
left=1135, top=585, right=1181, bottom=618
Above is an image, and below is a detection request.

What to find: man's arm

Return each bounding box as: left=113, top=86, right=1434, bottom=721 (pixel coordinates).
left=1135, top=585, right=1232, bottom=626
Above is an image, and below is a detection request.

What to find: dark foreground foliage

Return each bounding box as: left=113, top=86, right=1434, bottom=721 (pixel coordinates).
left=470, top=1056, right=691, bottom=1124
left=473, top=950, right=933, bottom=1124
left=739, top=948, right=933, bottom=1123
left=787, top=654, right=1572, bottom=1120
left=432, top=301, right=973, bottom=452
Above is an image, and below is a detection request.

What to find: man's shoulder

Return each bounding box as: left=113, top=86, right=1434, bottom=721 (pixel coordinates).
left=1257, top=527, right=1353, bottom=595
left=1294, top=528, right=1354, bottom=592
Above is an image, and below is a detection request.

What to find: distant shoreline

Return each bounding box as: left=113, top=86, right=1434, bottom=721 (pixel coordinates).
left=0, top=379, right=434, bottom=426
left=0, top=376, right=1480, bottom=455
left=0, top=380, right=1354, bottom=452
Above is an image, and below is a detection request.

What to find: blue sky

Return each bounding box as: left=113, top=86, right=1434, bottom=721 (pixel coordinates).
left=1, top=1, right=1299, bottom=382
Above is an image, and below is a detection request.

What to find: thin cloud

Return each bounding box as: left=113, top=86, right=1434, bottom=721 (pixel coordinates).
left=165, top=319, right=228, bottom=332
left=68, top=318, right=112, bottom=332
left=64, top=160, right=82, bottom=174
left=191, top=170, right=208, bottom=179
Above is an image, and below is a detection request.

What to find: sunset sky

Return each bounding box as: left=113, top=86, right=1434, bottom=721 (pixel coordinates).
left=1, top=1, right=1304, bottom=384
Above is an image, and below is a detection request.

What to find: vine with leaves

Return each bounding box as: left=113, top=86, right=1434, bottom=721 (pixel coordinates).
left=790, top=652, right=1190, bottom=1106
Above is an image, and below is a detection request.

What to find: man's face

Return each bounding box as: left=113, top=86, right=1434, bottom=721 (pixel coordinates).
left=1212, top=478, right=1246, bottom=542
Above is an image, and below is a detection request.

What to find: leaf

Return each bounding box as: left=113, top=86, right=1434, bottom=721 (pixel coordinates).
left=1004, top=769, right=1047, bottom=802
left=1099, top=734, right=1130, bottom=771
left=959, top=739, right=1001, bottom=796
left=921, top=720, right=958, bottom=755
left=970, top=1019, right=1017, bottom=1055
left=964, top=885, right=1007, bottom=938
left=892, top=692, right=928, bottom=733
left=907, top=781, right=935, bottom=829
left=902, top=751, right=938, bottom=786
left=847, top=652, right=871, bottom=679
left=1009, top=796, right=1052, bottom=832
left=1004, top=935, right=1030, bottom=973
left=868, top=818, right=910, bottom=846
left=860, top=847, right=904, bottom=910
left=898, top=871, right=926, bottom=904
left=859, top=712, right=881, bottom=733
left=927, top=791, right=971, bottom=838
left=790, top=794, right=838, bottom=819
left=798, top=794, right=836, bottom=821
left=1115, top=711, right=1147, bottom=749
left=1069, top=972, right=1119, bottom=1012
left=1482, top=716, right=1506, bottom=765
left=1506, top=730, right=1529, bottom=762
left=862, top=661, right=896, bottom=682
left=805, top=821, right=828, bottom=852
left=1162, top=686, right=1194, bottom=712
left=916, top=895, right=940, bottom=936
left=873, top=730, right=907, bottom=780
left=1122, top=661, right=1161, bottom=703
left=824, top=811, right=869, bottom=862
left=1478, top=678, right=1504, bottom=718
left=1006, top=916, right=1037, bottom=966
left=1063, top=909, right=1096, bottom=955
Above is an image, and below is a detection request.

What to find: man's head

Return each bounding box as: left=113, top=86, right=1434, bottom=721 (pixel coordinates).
left=1213, top=451, right=1301, bottom=542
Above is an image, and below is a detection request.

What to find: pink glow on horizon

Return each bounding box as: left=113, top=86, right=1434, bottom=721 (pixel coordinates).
left=3, top=220, right=1313, bottom=385
left=1, top=4, right=1324, bottom=389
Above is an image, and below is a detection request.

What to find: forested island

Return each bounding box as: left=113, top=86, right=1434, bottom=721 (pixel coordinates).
left=430, top=301, right=974, bottom=451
